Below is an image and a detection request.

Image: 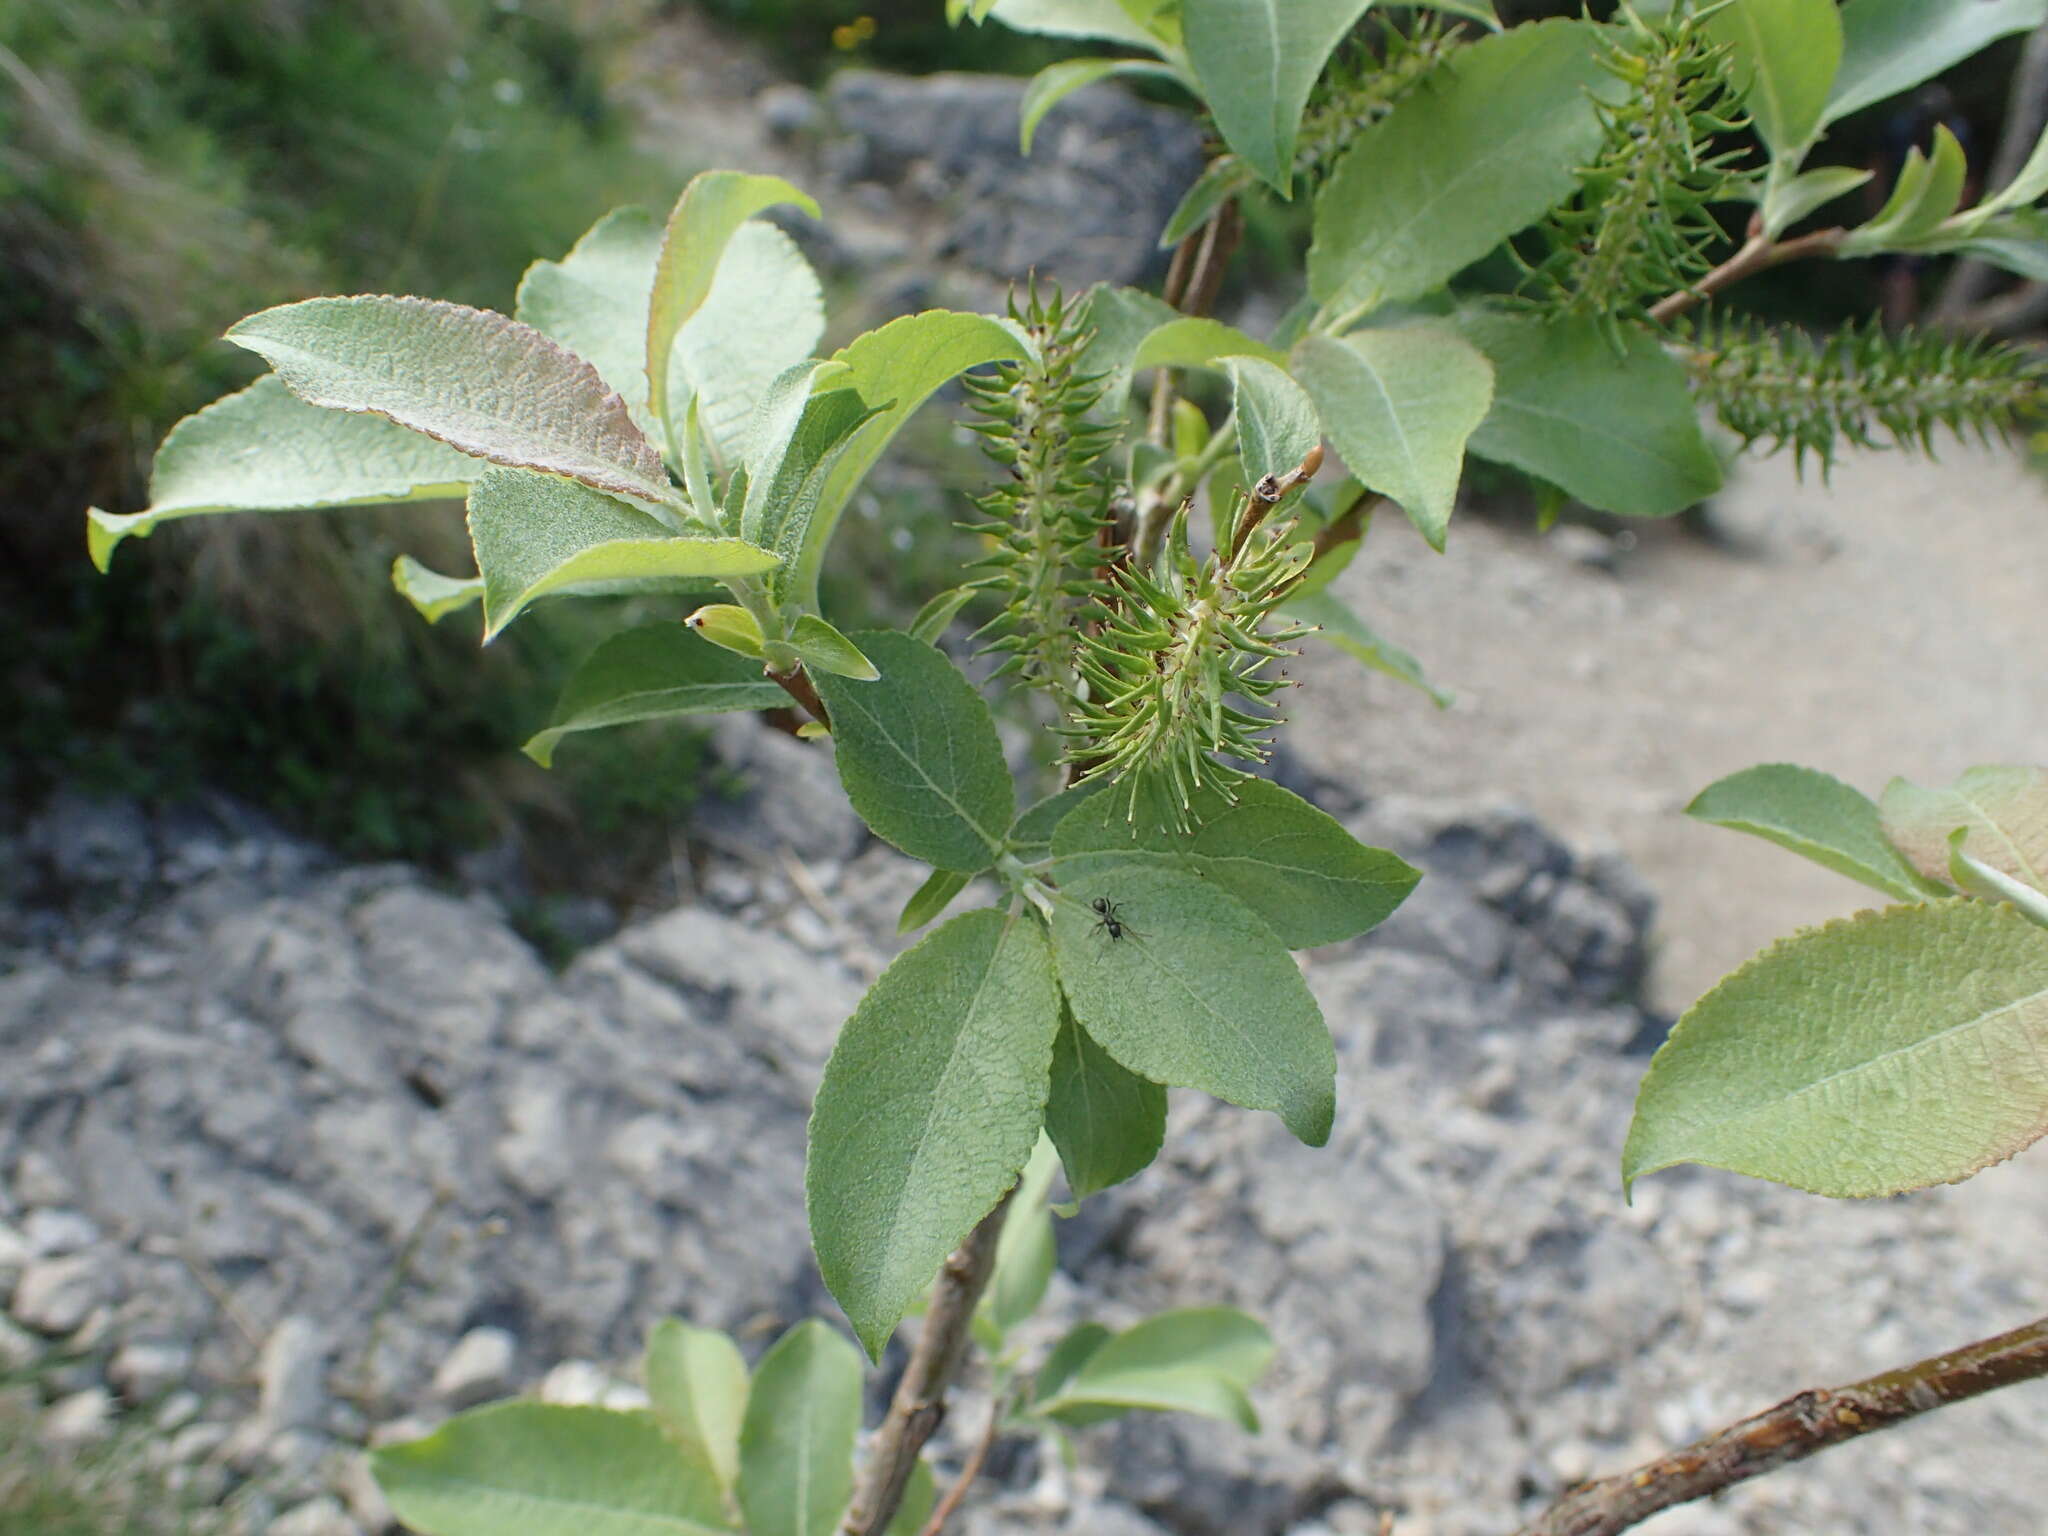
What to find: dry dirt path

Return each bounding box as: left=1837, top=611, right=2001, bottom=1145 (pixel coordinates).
left=1292, top=440, right=2048, bottom=1014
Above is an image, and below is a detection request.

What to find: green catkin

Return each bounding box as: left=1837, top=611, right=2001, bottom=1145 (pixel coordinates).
left=1293, top=15, right=1465, bottom=189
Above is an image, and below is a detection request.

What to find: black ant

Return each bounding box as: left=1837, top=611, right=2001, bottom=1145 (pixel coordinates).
left=1089, top=896, right=1133, bottom=941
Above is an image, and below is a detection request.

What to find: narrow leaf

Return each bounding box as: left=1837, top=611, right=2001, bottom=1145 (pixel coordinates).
left=880, top=1461, right=935, bottom=1536
left=1282, top=589, right=1448, bottom=705
left=790, top=615, right=880, bottom=681
left=898, top=868, right=973, bottom=934
left=741, top=372, right=883, bottom=584
left=1881, top=765, right=2048, bottom=895
left=1307, top=20, right=1611, bottom=320
left=467, top=470, right=778, bottom=641
left=1449, top=308, right=1722, bottom=518
left=983, top=1137, right=1062, bottom=1334
left=1823, top=0, right=2048, bottom=130
left=1047, top=869, right=1336, bottom=1145
left=391, top=556, right=484, bottom=624
left=811, top=631, right=1015, bottom=872
left=1705, top=0, right=1843, bottom=158
left=807, top=910, right=1061, bottom=1356
left=524, top=626, right=785, bottom=768
left=1037, top=1308, right=1274, bottom=1430
left=646, top=172, right=819, bottom=436
left=1687, top=763, right=1945, bottom=902
left=645, top=1320, right=748, bottom=1496
left=88, top=375, right=476, bottom=571
left=1021, top=59, right=1180, bottom=154
left=1950, top=829, right=2048, bottom=931
left=1183, top=0, right=1374, bottom=195
left=372, top=1403, right=732, bottom=1536
left=1046, top=1008, right=1167, bottom=1198
left=1293, top=328, right=1492, bottom=549
left=1226, top=357, right=1320, bottom=483
left=1052, top=776, right=1417, bottom=949
left=1131, top=317, right=1288, bottom=373
left=1624, top=900, right=2048, bottom=1197
left=228, top=296, right=674, bottom=506
left=737, top=1322, right=863, bottom=1536
left=909, top=586, right=978, bottom=645
left=1761, top=165, right=1874, bottom=239
left=1159, top=155, right=1258, bottom=248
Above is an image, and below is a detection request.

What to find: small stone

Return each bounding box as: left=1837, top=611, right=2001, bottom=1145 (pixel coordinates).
left=784, top=905, right=836, bottom=953
left=1546, top=1438, right=1597, bottom=1484
left=431, top=1326, right=517, bottom=1408
left=538, top=1358, right=644, bottom=1408
left=40, top=1386, right=115, bottom=1447
left=11, top=1253, right=104, bottom=1334
left=0, top=1221, right=28, bottom=1280
left=12, top=1148, right=74, bottom=1207
left=110, top=1337, right=194, bottom=1402
left=272, top=1495, right=363, bottom=1536
left=166, top=1420, right=233, bottom=1465
left=23, top=1208, right=100, bottom=1257
left=369, top=1415, right=438, bottom=1449
left=0, top=1315, right=39, bottom=1371
left=757, top=82, right=823, bottom=139
left=337, top=1448, right=397, bottom=1533
left=155, top=1390, right=202, bottom=1431
left=258, top=1315, right=331, bottom=1432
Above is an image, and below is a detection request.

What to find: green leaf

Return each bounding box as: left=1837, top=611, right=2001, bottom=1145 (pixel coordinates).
left=1159, top=155, right=1259, bottom=248
left=898, top=868, right=974, bottom=934
left=645, top=1321, right=748, bottom=1497
left=1842, top=123, right=1968, bottom=252
left=1225, top=358, right=1320, bottom=484
left=880, top=1461, right=936, bottom=1536
left=1131, top=317, right=1289, bottom=373
left=790, top=615, right=880, bottom=681
left=1009, top=784, right=1109, bottom=860
left=1035, top=1308, right=1274, bottom=1430
left=1449, top=308, right=1722, bottom=519
left=1950, top=829, right=2048, bottom=931
left=909, top=586, right=979, bottom=645
left=811, top=631, right=1014, bottom=872
left=1624, top=899, right=2048, bottom=1197
left=978, top=0, right=1174, bottom=50
left=674, top=222, right=826, bottom=465
left=516, top=205, right=665, bottom=431
left=983, top=1137, right=1062, bottom=1335
left=1281, top=589, right=1448, bottom=705
left=792, top=312, right=1030, bottom=608
left=1686, top=763, right=1945, bottom=903
left=467, top=470, right=777, bottom=641
left=737, top=1321, right=863, bottom=1536
left=87, top=375, right=478, bottom=572
left=807, top=910, right=1061, bottom=1356
left=646, top=172, right=819, bottom=438
left=1047, top=868, right=1335, bottom=1145
left=1021, top=59, right=1181, bottom=154
left=1822, top=0, right=2048, bottom=130
left=1293, top=328, right=1492, bottom=549
left=1705, top=0, right=1843, bottom=158
left=1307, top=20, right=1610, bottom=322
left=1075, top=286, right=1180, bottom=423
left=1034, top=1322, right=1112, bottom=1405
left=740, top=366, right=882, bottom=586
left=1184, top=0, right=1373, bottom=196
left=391, top=556, right=485, bottom=624
left=1760, top=165, right=1874, bottom=239
left=227, top=296, right=675, bottom=507
left=1052, top=776, right=1417, bottom=949
left=524, top=626, right=785, bottom=768
left=686, top=604, right=769, bottom=661
left=1881, top=765, right=2048, bottom=896
left=1948, top=212, right=2048, bottom=282
left=1046, top=1008, right=1166, bottom=1198
left=372, top=1403, right=734, bottom=1536
left=1411, top=0, right=1500, bottom=24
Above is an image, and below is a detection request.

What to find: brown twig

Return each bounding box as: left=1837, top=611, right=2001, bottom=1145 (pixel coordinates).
left=838, top=1198, right=1012, bottom=1536
left=916, top=1390, right=1006, bottom=1536
left=767, top=663, right=829, bottom=730
left=1647, top=218, right=1846, bottom=326
left=1518, top=1311, right=2048, bottom=1536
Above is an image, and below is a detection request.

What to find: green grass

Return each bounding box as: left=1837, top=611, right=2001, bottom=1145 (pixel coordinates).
left=0, top=1393, right=229, bottom=1536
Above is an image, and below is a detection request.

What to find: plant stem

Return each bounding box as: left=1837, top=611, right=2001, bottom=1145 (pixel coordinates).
left=917, top=1390, right=1006, bottom=1536
left=767, top=663, right=829, bottom=729
left=1517, top=1311, right=2048, bottom=1536
left=1646, top=220, right=1845, bottom=326
left=838, top=1196, right=1013, bottom=1536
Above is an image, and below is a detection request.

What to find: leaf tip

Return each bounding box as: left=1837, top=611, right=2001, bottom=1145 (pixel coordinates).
left=84, top=507, right=130, bottom=573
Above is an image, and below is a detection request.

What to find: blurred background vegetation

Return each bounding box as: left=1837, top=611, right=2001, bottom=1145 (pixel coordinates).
left=2, top=0, right=2032, bottom=927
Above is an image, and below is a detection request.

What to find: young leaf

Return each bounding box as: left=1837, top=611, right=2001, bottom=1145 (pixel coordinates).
left=1034, top=1322, right=1113, bottom=1405
left=1841, top=124, right=1968, bottom=252
left=1159, top=155, right=1259, bottom=248
left=898, top=868, right=973, bottom=934
left=1047, top=868, right=1336, bottom=1145
left=227, top=296, right=676, bottom=507
left=737, top=1321, right=863, bottom=1536
left=983, top=1137, right=1062, bottom=1335
left=1034, top=1308, right=1274, bottom=1430
left=1021, top=58, right=1181, bottom=154
left=811, top=631, right=1015, bottom=872
left=1761, top=165, right=1874, bottom=239
left=1307, top=20, right=1611, bottom=321
left=391, top=556, right=485, bottom=624
left=1052, top=777, right=1418, bottom=949
left=1046, top=1008, right=1167, bottom=1198
left=789, top=615, right=880, bottom=681
left=806, top=910, right=1061, bottom=1357
left=1131, top=317, right=1289, bottom=373
left=1624, top=900, right=2048, bottom=1198
left=515, top=205, right=665, bottom=428
left=1009, top=783, right=1109, bottom=861
left=790, top=311, right=1031, bottom=607
left=1280, top=589, right=1449, bottom=706
left=1950, top=829, right=2048, bottom=931
left=1880, top=765, right=2048, bottom=895
left=1449, top=308, right=1722, bottom=519
left=977, top=0, right=1174, bottom=50
left=1075, top=285, right=1181, bottom=423
left=1293, top=328, right=1492, bottom=549
left=523, top=626, right=785, bottom=768
left=908, top=585, right=978, bottom=645
left=1183, top=0, right=1374, bottom=196
left=646, top=172, right=820, bottom=435
left=1226, top=357, right=1321, bottom=483
left=1686, top=763, right=1945, bottom=903
left=87, top=375, right=477, bottom=571
left=1822, top=0, right=2048, bottom=131
left=673, top=222, right=827, bottom=463
left=1704, top=0, right=1843, bottom=159
left=644, top=1320, right=748, bottom=1497
left=371, top=1403, right=732, bottom=1536
left=686, top=604, right=770, bottom=661
left=467, top=470, right=777, bottom=641
left=741, top=373, right=883, bottom=584
left=880, top=1461, right=936, bottom=1536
